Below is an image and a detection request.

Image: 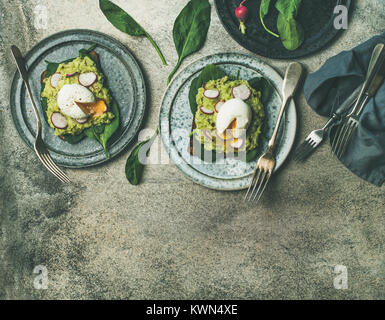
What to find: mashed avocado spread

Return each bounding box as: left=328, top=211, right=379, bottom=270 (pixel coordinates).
left=41, top=55, right=114, bottom=136
left=194, top=76, right=265, bottom=152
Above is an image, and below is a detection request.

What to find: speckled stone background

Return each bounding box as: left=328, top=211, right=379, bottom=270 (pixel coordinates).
left=0, top=0, right=384, bottom=300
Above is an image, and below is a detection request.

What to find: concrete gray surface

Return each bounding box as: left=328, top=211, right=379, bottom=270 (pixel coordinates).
left=0, top=0, right=384, bottom=300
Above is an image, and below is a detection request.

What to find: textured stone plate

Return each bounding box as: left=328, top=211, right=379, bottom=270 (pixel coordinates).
left=10, top=29, right=146, bottom=168
left=215, top=0, right=352, bottom=60
left=160, top=53, right=297, bottom=191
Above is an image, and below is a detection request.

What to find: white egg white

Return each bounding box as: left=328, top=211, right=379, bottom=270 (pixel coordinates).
left=216, top=98, right=252, bottom=138
left=57, top=84, right=95, bottom=119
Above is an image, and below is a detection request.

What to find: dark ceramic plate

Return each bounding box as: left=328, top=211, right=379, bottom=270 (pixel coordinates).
left=215, top=0, right=352, bottom=59
left=10, top=29, right=146, bottom=168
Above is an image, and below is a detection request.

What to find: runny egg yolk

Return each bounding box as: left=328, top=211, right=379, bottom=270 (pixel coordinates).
left=75, top=99, right=108, bottom=118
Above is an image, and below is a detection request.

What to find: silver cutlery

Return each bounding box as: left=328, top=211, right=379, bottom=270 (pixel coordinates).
left=245, top=62, right=303, bottom=203
left=331, top=43, right=385, bottom=158
left=11, top=45, right=70, bottom=183
left=294, top=84, right=362, bottom=162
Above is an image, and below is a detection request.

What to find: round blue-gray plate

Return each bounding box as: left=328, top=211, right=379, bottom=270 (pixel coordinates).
left=10, top=29, right=146, bottom=168
left=159, top=53, right=297, bottom=191
left=215, top=0, right=352, bottom=60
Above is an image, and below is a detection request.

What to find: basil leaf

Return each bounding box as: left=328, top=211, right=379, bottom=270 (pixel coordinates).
left=277, top=13, right=304, bottom=51
left=168, top=0, right=211, bottom=85
left=248, top=77, right=272, bottom=105
left=188, top=64, right=226, bottom=114
left=99, top=0, right=167, bottom=65
left=125, top=129, right=158, bottom=185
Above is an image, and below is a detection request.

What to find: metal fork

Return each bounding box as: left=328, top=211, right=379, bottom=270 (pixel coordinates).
left=294, top=84, right=362, bottom=162
left=11, top=45, right=70, bottom=183
left=332, top=43, right=385, bottom=158
left=245, top=62, right=303, bottom=203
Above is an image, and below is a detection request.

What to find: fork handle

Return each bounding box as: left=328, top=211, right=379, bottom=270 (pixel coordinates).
left=11, top=46, right=42, bottom=136
left=349, top=43, right=385, bottom=116
left=268, top=62, right=303, bottom=150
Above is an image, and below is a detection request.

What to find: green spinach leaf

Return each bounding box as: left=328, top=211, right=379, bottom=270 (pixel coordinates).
left=248, top=77, right=272, bottom=105
left=99, top=0, right=167, bottom=65
left=125, top=129, right=158, bottom=185
left=99, top=99, right=120, bottom=158
left=277, top=12, right=304, bottom=51
left=246, top=148, right=259, bottom=162
left=275, top=0, right=302, bottom=20
left=188, top=64, right=226, bottom=114
left=168, top=0, right=211, bottom=85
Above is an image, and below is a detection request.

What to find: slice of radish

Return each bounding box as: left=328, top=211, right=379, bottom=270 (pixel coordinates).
left=75, top=118, right=88, bottom=124
left=203, top=129, right=213, bottom=140
left=203, top=89, right=220, bottom=99
left=78, top=72, right=98, bottom=87
left=232, top=84, right=251, bottom=100
left=230, top=138, right=244, bottom=149
left=66, top=72, right=78, bottom=78
left=51, top=112, right=68, bottom=129
left=50, top=73, right=62, bottom=88
left=200, top=106, right=214, bottom=115
left=214, top=101, right=225, bottom=113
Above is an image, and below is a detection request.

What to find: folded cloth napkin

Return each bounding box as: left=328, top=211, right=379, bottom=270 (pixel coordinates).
left=304, top=32, right=385, bottom=186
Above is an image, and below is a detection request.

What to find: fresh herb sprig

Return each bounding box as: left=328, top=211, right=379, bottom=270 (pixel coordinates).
left=99, top=0, right=167, bottom=66
left=167, top=0, right=211, bottom=85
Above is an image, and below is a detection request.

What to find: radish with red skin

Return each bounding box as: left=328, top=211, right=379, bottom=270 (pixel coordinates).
left=78, top=72, right=98, bottom=87
left=66, top=72, right=78, bottom=78
left=235, top=0, right=248, bottom=35
left=50, top=73, right=62, bottom=88
left=75, top=118, right=88, bottom=124
left=51, top=112, right=68, bottom=129
left=214, top=101, right=225, bottom=113
left=200, top=106, right=214, bottom=115
left=232, top=84, right=251, bottom=100
left=203, top=89, right=220, bottom=99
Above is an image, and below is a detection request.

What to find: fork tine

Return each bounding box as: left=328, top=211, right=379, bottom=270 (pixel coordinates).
left=37, top=150, right=70, bottom=183
left=252, top=170, right=268, bottom=201
left=246, top=168, right=262, bottom=202
left=334, top=122, right=352, bottom=158
left=337, top=123, right=356, bottom=158
left=294, top=139, right=314, bottom=162
left=44, top=154, right=70, bottom=183
left=254, top=172, right=272, bottom=205
left=331, top=121, right=348, bottom=154
left=36, top=151, right=64, bottom=182
left=245, top=168, right=259, bottom=200
left=43, top=154, right=70, bottom=183
left=331, top=120, right=345, bottom=152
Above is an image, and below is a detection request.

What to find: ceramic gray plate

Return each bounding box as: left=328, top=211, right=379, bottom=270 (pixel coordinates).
left=10, top=29, right=146, bottom=168
left=160, top=53, right=297, bottom=191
